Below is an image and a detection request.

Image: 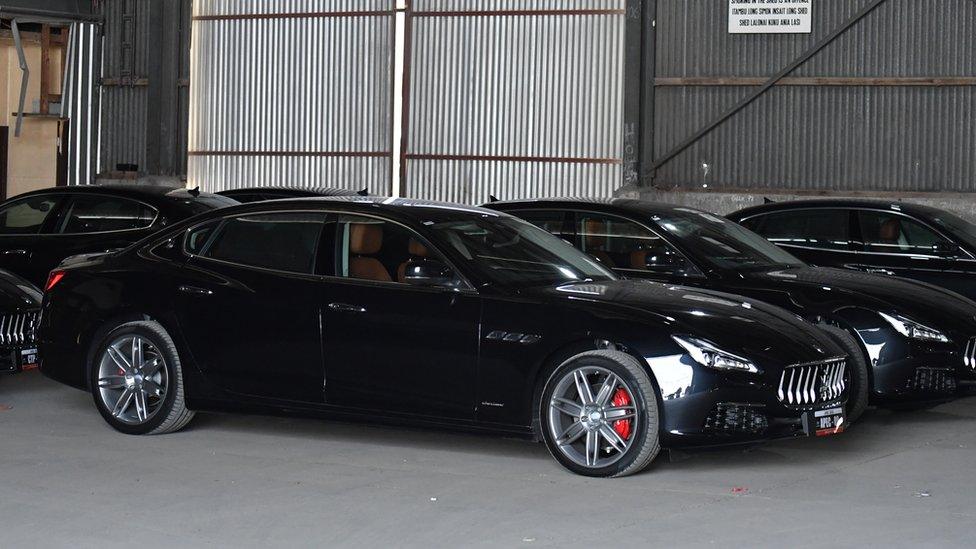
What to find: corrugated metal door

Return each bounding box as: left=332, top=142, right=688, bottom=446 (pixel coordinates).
left=402, top=1, right=626, bottom=203
left=187, top=0, right=395, bottom=194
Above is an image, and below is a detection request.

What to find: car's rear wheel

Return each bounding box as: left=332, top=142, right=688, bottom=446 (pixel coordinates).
left=90, top=320, right=194, bottom=435
left=539, top=350, right=660, bottom=477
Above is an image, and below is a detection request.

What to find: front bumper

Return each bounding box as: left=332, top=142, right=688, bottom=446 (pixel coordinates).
left=871, top=338, right=972, bottom=403
left=0, top=310, right=40, bottom=375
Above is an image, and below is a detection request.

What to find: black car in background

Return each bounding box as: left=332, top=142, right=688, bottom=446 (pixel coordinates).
left=0, top=269, right=42, bottom=375
left=487, top=199, right=976, bottom=420
left=216, top=186, right=366, bottom=203
left=728, top=199, right=976, bottom=302
left=0, top=184, right=237, bottom=286
left=39, top=197, right=849, bottom=478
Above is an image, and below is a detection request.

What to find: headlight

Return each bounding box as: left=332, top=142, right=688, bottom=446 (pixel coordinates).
left=879, top=312, right=949, bottom=343
left=672, top=335, right=760, bottom=374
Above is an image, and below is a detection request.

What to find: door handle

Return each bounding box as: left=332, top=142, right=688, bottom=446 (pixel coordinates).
left=328, top=303, right=367, bottom=313
left=178, top=285, right=214, bottom=296
left=863, top=267, right=896, bottom=276
left=3, top=249, right=26, bottom=256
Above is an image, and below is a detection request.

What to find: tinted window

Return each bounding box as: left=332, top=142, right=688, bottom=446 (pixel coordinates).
left=858, top=210, right=946, bottom=255
left=0, top=195, right=59, bottom=234
left=748, top=209, right=851, bottom=251
left=185, top=220, right=221, bottom=255
left=577, top=212, right=688, bottom=272
left=57, top=195, right=157, bottom=234
left=517, top=210, right=570, bottom=239
left=334, top=214, right=450, bottom=284
left=204, top=212, right=326, bottom=273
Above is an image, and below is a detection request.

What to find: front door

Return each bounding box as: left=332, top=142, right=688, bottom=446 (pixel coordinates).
left=174, top=212, right=328, bottom=402
left=321, top=214, right=480, bottom=420
left=0, top=194, right=63, bottom=285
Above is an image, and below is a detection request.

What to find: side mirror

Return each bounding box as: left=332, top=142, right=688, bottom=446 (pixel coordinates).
left=934, top=241, right=960, bottom=257
left=403, top=259, right=456, bottom=287
left=636, top=248, right=688, bottom=273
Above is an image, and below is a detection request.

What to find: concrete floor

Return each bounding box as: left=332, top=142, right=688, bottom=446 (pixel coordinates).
left=2, top=371, right=975, bottom=548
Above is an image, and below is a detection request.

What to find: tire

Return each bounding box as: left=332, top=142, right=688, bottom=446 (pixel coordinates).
left=819, top=324, right=870, bottom=425
left=89, top=320, right=195, bottom=435
left=538, top=350, right=660, bottom=478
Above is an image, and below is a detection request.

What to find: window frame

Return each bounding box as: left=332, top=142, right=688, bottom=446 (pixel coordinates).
left=852, top=208, right=975, bottom=260
left=0, top=194, right=66, bottom=236
left=50, top=193, right=160, bottom=236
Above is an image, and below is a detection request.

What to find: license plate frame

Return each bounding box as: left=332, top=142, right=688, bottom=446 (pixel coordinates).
left=804, top=406, right=845, bottom=437
left=18, top=348, right=38, bottom=371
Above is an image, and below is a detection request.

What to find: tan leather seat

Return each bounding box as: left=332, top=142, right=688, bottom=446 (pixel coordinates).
left=583, top=219, right=615, bottom=267
left=879, top=218, right=902, bottom=243
left=349, top=223, right=392, bottom=282
left=630, top=250, right=649, bottom=269
left=397, top=238, right=429, bottom=282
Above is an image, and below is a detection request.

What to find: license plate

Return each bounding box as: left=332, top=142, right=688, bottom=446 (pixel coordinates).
left=806, top=407, right=845, bottom=437
left=19, top=348, right=38, bottom=371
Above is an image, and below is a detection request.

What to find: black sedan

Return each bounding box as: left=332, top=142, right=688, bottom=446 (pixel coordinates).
left=0, top=269, right=41, bottom=375
left=216, top=186, right=366, bottom=203
left=39, top=197, right=848, bottom=477
left=0, top=184, right=237, bottom=286
left=487, top=199, right=976, bottom=421
left=728, top=199, right=976, bottom=302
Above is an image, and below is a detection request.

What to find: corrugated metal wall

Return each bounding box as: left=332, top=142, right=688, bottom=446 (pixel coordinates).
left=187, top=0, right=395, bottom=194
left=62, top=21, right=101, bottom=185
left=404, top=0, right=626, bottom=203
left=649, top=0, right=976, bottom=193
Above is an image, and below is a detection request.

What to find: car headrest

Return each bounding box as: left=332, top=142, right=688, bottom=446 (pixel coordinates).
left=350, top=223, right=383, bottom=255
left=408, top=238, right=429, bottom=257
left=584, top=219, right=606, bottom=248
left=879, top=218, right=902, bottom=241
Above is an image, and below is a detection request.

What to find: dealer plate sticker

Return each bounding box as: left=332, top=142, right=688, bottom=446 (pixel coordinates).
left=20, top=348, right=38, bottom=370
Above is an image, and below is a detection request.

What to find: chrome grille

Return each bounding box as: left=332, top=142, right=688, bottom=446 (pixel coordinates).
left=777, top=359, right=846, bottom=406
left=0, top=311, right=38, bottom=347
left=964, top=337, right=976, bottom=371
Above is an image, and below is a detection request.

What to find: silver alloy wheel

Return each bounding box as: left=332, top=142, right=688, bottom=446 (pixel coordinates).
left=96, top=335, right=169, bottom=425
left=547, top=365, right=639, bottom=468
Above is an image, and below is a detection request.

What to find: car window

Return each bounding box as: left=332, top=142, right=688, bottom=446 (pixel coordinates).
left=185, top=220, right=221, bottom=255
left=746, top=209, right=851, bottom=251
left=516, top=210, right=570, bottom=239
left=56, top=195, right=157, bottom=234
left=203, top=212, right=326, bottom=273
left=0, top=195, right=59, bottom=234
left=333, top=214, right=451, bottom=284
left=576, top=212, right=687, bottom=271
left=858, top=210, right=946, bottom=255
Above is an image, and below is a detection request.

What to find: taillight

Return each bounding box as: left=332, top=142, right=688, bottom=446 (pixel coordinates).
left=45, top=270, right=66, bottom=292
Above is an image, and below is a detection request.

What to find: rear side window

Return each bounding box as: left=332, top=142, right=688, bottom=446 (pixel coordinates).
left=858, top=210, right=946, bottom=255
left=0, top=195, right=59, bottom=234
left=577, top=212, right=684, bottom=270
left=202, top=212, right=326, bottom=274
left=516, top=210, right=570, bottom=239
left=746, top=210, right=851, bottom=251
left=57, top=195, right=157, bottom=234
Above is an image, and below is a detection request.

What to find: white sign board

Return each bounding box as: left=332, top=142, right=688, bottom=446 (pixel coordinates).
left=729, top=0, right=812, bottom=34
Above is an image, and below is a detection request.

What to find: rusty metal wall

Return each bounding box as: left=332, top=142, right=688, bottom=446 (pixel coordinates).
left=403, top=0, right=626, bottom=203
left=648, top=0, right=976, bottom=193
left=187, top=0, right=394, bottom=194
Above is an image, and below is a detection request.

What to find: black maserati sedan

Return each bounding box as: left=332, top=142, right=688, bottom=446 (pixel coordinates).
left=0, top=268, right=42, bottom=374
left=216, top=186, right=366, bottom=203
left=486, top=199, right=976, bottom=421
left=0, top=184, right=237, bottom=286
left=39, top=197, right=849, bottom=477
left=728, top=199, right=976, bottom=302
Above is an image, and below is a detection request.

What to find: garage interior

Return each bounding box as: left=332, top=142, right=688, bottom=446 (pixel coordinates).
left=3, top=0, right=976, bottom=547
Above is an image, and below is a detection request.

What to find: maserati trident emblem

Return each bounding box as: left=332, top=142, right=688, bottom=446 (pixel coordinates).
left=818, top=370, right=831, bottom=401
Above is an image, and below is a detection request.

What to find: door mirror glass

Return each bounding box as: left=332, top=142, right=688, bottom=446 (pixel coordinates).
left=637, top=247, right=689, bottom=273
left=403, top=259, right=457, bottom=287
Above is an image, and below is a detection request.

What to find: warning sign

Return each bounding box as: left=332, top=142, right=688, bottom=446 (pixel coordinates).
left=729, top=0, right=812, bottom=34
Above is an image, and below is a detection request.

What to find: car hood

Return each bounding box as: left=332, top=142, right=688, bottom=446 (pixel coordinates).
left=0, top=269, right=41, bottom=311
left=742, top=267, right=976, bottom=333
left=530, top=279, right=843, bottom=369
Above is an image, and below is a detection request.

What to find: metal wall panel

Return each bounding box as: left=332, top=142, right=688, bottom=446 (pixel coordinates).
left=62, top=22, right=101, bottom=185
left=404, top=0, right=626, bottom=203
left=187, top=0, right=394, bottom=193
left=649, top=0, right=976, bottom=193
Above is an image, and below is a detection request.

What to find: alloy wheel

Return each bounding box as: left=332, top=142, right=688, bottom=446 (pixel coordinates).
left=96, top=335, right=169, bottom=425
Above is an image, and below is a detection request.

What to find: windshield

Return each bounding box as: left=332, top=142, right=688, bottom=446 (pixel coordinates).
left=428, top=215, right=616, bottom=287
left=927, top=210, right=976, bottom=252
left=652, top=208, right=805, bottom=271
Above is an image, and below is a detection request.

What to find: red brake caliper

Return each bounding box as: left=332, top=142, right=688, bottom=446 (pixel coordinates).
left=611, top=388, right=632, bottom=440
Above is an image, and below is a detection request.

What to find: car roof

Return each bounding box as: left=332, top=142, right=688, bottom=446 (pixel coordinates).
left=217, top=186, right=362, bottom=196
left=728, top=198, right=946, bottom=221
left=10, top=183, right=222, bottom=201
left=219, top=195, right=503, bottom=217
left=486, top=197, right=700, bottom=218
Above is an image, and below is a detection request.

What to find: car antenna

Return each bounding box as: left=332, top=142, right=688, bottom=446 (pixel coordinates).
left=488, top=194, right=499, bottom=203
left=357, top=188, right=369, bottom=196
left=763, top=196, right=775, bottom=204
left=187, top=186, right=201, bottom=197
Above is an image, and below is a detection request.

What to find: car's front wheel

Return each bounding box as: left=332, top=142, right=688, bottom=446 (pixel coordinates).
left=539, top=350, right=661, bottom=477
left=90, top=320, right=194, bottom=435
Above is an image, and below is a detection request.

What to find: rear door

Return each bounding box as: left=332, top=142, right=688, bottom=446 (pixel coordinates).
left=739, top=208, right=856, bottom=269
left=319, top=213, right=481, bottom=419
left=173, top=211, right=328, bottom=402
left=0, top=194, right=64, bottom=285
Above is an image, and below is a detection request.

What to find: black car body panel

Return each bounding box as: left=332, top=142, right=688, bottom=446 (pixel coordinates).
left=216, top=187, right=364, bottom=203
left=0, top=269, right=41, bottom=374
left=487, top=199, right=976, bottom=402
left=39, top=197, right=848, bottom=448
left=0, top=184, right=238, bottom=286
left=728, top=199, right=976, bottom=302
